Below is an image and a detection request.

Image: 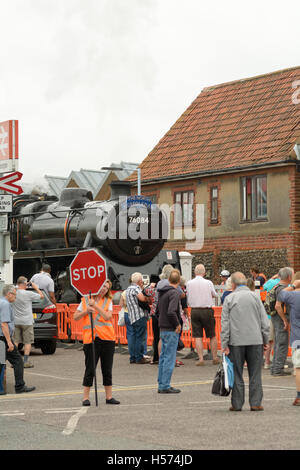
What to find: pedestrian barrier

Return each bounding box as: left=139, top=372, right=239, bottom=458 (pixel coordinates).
left=56, top=303, right=70, bottom=340
left=57, top=304, right=222, bottom=350
left=56, top=304, right=291, bottom=357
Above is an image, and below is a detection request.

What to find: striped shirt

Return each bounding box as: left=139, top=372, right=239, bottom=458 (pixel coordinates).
left=126, top=284, right=145, bottom=325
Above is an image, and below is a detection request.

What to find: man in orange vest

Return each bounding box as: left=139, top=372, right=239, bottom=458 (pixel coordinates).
left=250, top=266, right=267, bottom=287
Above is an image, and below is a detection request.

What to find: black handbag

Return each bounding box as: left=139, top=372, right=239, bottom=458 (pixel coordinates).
left=177, top=338, right=185, bottom=351
left=211, top=364, right=231, bottom=397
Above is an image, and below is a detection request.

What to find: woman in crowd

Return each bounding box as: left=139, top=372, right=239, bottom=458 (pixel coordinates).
left=74, top=279, right=120, bottom=406
left=144, top=275, right=160, bottom=364
left=221, top=277, right=233, bottom=304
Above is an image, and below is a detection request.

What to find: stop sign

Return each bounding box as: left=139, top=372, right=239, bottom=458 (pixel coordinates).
left=69, top=249, right=107, bottom=297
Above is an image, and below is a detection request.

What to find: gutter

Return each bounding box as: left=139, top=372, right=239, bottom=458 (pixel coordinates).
left=130, top=159, right=298, bottom=186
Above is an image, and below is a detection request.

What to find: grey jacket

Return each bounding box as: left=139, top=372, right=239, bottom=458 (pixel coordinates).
left=221, top=286, right=270, bottom=348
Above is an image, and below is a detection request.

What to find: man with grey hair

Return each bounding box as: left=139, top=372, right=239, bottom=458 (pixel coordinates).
left=272, top=267, right=294, bottom=376
left=126, top=273, right=151, bottom=364
left=13, top=276, right=44, bottom=368
left=0, top=285, right=35, bottom=394
left=221, top=272, right=269, bottom=411
left=186, top=264, right=219, bottom=365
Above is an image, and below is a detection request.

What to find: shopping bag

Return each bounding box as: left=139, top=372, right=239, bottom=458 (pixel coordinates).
left=118, top=308, right=126, bottom=326
left=223, top=354, right=234, bottom=391
left=181, top=314, right=190, bottom=331
left=211, top=362, right=231, bottom=397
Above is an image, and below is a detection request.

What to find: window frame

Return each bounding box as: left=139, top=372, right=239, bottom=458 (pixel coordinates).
left=174, top=190, right=194, bottom=227
left=240, top=175, right=267, bottom=222
left=210, top=186, right=219, bottom=224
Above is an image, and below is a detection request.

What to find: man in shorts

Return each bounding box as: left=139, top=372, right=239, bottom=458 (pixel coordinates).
left=277, top=279, right=300, bottom=406
left=186, top=264, right=219, bottom=365
left=13, top=277, right=44, bottom=368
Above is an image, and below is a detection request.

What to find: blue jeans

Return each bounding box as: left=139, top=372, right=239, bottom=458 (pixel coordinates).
left=131, top=316, right=147, bottom=362
left=158, top=331, right=179, bottom=390
left=125, top=313, right=135, bottom=362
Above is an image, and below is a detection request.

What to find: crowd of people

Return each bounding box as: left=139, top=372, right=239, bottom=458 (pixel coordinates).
left=119, top=263, right=300, bottom=409
left=0, top=264, right=54, bottom=395
left=1, top=261, right=300, bottom=411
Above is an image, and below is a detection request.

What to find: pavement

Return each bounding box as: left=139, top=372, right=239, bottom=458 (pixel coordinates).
left=0, top=344, right=299, bottom=451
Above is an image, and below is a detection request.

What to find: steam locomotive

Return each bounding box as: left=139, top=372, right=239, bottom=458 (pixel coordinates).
left=10, top=181, right=180, bottom=302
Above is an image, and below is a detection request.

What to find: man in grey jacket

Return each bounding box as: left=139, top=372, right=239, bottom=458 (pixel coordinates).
left=221, top=272, right=269, bottom=412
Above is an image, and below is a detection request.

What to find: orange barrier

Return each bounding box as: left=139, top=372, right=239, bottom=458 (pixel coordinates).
left=68, top=304, right=84, bottom=342
left=56, top=303, right=70, bottom=340
left=56, top=304, right=292, bottom=357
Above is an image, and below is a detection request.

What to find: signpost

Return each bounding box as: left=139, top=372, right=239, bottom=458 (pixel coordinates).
left=69, top=249, right=108, bottom=406
left=0, top=171, right=23, bottom=195
left=0, top=195, right=12, bottom=212
left=0, top=120, right=19, bottom=173
left=0, top=119, right=21, bottom=292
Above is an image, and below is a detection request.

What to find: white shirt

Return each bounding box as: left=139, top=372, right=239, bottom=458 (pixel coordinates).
left=186, top=276, right=217, bottom=308
left=30, top=272, right=55, bottom=296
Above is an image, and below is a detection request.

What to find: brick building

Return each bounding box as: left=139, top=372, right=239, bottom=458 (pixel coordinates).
left=130, top=66, right=300, bottom=281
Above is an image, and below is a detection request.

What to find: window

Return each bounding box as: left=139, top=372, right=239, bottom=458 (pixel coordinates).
left=241, top=175, right=267, bottom=221
left=174, top=191, right=194, bottom=226
left=210, top=186, right=218, bottom=223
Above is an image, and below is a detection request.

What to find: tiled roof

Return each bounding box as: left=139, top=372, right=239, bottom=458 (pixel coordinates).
left=44, top=175, right=68, bottom=197
left=136, top=66, right=300, bottom=183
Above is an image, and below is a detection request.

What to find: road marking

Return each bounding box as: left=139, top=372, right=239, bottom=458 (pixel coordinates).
left=62, top=407, right=88, bottom=436
left=45, top=408, right=82, bottom=414
left=22, top=372, right=81, bottom=382
left=0, top=380, right=213, bottom=402
left=0, top=410, right=25, bottom=416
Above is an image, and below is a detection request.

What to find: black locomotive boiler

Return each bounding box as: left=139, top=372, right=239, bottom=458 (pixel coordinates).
left=10, top=181, right=180, bottom=302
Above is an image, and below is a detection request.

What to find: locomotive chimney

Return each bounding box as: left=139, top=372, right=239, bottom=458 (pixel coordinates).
left=110, top=181, right=131, bottom=199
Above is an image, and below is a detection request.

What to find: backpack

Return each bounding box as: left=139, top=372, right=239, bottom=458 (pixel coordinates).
left=137, top=288, right=151, bottom=314
left=264, top=284, right=281, bottom=316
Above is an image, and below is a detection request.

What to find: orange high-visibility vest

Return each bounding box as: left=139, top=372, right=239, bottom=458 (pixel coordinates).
left=260, top=288, right=267, bottom=302
left=81, top=296, right=115, bottom=344
left=258, top=273, right=267, bottom=302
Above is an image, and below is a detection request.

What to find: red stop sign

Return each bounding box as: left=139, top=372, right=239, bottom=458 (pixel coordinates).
left=69, top=249, right=107, bottom=297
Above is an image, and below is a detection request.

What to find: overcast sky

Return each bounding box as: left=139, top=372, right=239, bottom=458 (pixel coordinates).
left=0, top=0, right=300, bottom=188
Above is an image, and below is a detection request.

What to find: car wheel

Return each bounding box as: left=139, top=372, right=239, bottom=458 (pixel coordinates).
left=40, top=340, right=57, bottom=355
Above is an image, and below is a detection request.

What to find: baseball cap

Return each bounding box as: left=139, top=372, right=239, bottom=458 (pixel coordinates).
left=220, top=270, right=230, bottom=277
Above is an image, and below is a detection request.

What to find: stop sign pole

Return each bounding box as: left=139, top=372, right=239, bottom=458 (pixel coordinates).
left=69, top=249, right=108, bottom=407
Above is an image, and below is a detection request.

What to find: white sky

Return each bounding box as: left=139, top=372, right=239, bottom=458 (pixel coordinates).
left=0, top=0, right=300, bottom=187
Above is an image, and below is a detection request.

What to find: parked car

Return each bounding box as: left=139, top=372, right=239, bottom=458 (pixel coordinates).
left=31, top=289, right=57, bottom=354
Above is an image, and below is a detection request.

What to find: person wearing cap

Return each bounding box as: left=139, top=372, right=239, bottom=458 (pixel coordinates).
left=220, top=270, right=230, bottom=285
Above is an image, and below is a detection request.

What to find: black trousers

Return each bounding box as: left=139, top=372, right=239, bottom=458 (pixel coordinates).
left=0, top=337, right=25, bottom=392
left=83, top=337, right=115, bottom=387
left=151, top=315, right=160, bottom=362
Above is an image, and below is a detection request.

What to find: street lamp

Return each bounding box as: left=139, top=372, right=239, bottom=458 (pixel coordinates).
left=101, top=166, right=141, bottom=196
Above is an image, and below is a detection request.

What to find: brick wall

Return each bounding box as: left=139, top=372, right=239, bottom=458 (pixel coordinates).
left=160, top=164, right=300, bottom=281
left=165, top=232, right=294, bottom=282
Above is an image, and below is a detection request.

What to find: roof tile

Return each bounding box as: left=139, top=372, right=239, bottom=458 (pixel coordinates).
left=133, top=66, right=300, bottom=182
